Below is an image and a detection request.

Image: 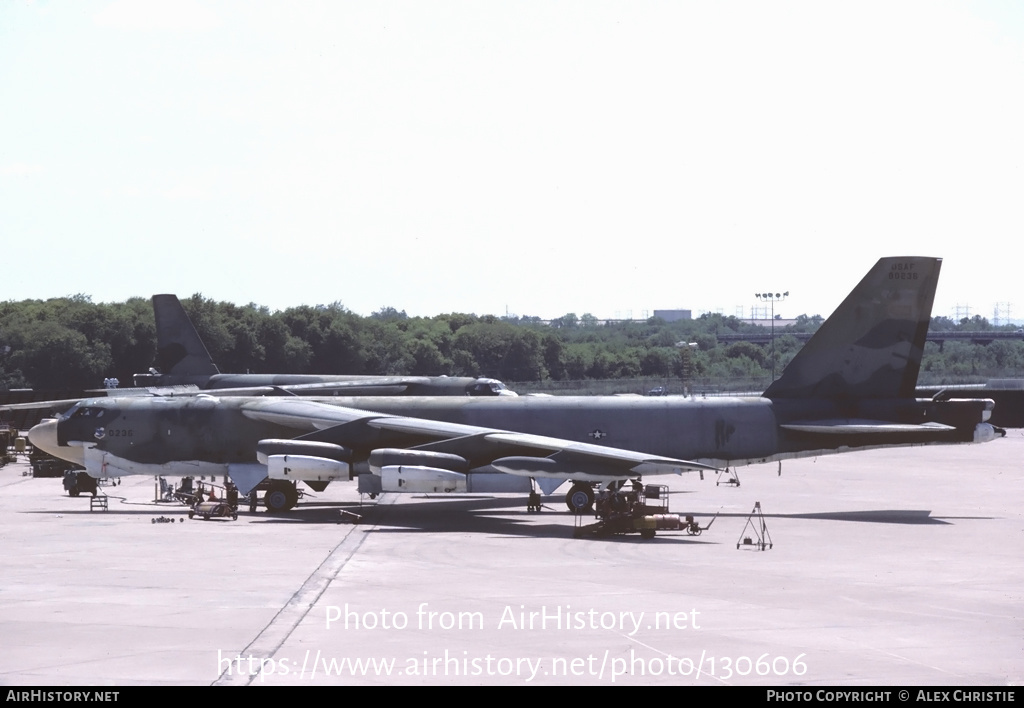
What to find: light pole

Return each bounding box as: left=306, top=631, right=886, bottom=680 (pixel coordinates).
left=675, top=341, right=699, bottom=396
left=755, top=291, right=788, bottom=381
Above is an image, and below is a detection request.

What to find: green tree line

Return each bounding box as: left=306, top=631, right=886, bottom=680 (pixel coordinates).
left=1, top=296, right=1022, bottom=390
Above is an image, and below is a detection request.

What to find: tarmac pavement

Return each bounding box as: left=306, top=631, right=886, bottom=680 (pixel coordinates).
left=1, top=433, right=1022, bottom=686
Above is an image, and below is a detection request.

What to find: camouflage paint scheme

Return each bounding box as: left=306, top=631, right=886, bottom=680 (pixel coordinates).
left=29, top=258, right=1002, bottom=511
left=132, top=293, right=514, bottom=397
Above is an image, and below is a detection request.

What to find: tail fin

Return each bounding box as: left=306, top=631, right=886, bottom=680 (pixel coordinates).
left=152, top=295, right=220, bottom=376
left=764, top=257, right=940, bottom=400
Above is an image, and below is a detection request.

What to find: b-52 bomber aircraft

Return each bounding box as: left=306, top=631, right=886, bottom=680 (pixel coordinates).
left=27, top=258, right=1004, bottom=513
left=3, top=295, right=515, bottom=423
left=129, top=293, right=515, bottom=397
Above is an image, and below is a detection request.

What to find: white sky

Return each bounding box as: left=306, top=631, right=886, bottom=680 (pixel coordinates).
left=2, top=1, right=1023, bottom=322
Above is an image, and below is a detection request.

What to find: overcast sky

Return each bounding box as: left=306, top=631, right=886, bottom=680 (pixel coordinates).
left=2, top=1, right=1023, bottom=323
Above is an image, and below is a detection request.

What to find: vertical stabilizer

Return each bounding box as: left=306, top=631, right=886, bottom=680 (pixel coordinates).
left=764, top=257, right=940, bottom=400
left=152, top=295, right=220, bottom=376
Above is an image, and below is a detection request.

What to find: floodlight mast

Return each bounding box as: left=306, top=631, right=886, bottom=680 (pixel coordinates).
left=755, top=291, right=789, bottom=381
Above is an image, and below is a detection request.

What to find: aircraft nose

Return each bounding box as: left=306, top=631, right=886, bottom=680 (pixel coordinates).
left=28, top=419, right=60, bottom=455
left=28, top=419, right=85, bottom=466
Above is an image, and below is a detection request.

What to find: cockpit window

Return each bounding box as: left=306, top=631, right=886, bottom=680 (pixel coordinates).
left=68, top=406, right=105, bottom=419
left=468, top=379, right=508, bottom=396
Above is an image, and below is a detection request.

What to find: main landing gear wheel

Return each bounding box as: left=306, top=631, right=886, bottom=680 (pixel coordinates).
left=565, top=483, right=595, bottom=514
left=527, top=491, right=542, bottom=513
left=264, top=481, right=299, bottom=513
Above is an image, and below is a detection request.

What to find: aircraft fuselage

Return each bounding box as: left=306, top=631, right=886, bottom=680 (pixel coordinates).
left=42, top=393, right=991, bottom=477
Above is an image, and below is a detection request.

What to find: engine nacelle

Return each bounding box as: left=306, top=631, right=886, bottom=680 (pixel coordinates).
left=380, top=465, right=467, bottom=493
left=369, top=449, right=468, bottom=475
left=257, top=439, right=352, bottom=465
left=267, top=454, right=348, bottom=483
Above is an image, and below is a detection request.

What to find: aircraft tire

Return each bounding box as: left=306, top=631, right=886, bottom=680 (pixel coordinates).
left=264, top=482, right=298, bottom=513
left=68, top=487, right=80, bottom=497
left=565, top=483, right=595, bottom=514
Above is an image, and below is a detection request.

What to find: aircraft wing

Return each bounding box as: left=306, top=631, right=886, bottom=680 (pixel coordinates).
left=780, top=419, right=956, bottom=435
left=0, top=398, right=93, bottom=413
left=0, top=378, right=447, bottom=415
left=125, top=377, right=437, bottom=397
left=239, top=397, right=384, bottom=430
left=0, top=385, right=200, bottom=414
left=239, top=398, right=719, bottom=481
left=483, top=433, right=718, bottom=479
left=205, top=377, right=440, bottom=397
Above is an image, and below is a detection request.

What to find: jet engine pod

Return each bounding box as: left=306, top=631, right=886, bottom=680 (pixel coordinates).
left=257, top=439, right=352, bottom=465
left=380, top=465, right=467, bottom=493
left=368, top=448, right=468, bottom=475
left=267, top=454, right=348, bottom=482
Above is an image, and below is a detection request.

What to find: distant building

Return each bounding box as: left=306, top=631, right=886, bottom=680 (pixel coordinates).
left=653, top=309, right=692, bottom=322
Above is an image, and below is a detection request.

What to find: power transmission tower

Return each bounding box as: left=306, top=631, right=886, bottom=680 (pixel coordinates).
left=993, top=302, right=1012, bottom=326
